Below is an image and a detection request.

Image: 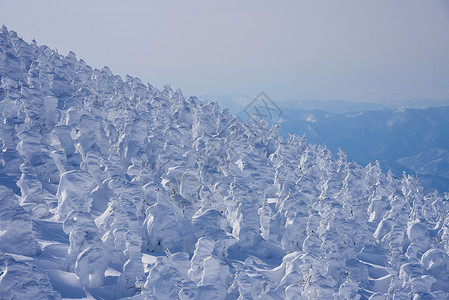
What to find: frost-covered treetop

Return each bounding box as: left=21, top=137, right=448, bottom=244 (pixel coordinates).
left=1, top=25, right=449, bottom=299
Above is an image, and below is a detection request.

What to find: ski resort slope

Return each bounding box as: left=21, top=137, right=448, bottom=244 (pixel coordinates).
left=1, top=26, right=449, bottom=299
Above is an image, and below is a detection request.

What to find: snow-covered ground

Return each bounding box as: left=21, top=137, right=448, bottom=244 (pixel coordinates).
left=1, top=26, right=449, bottom=299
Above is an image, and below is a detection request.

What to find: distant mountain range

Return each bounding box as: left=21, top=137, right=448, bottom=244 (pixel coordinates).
left=199, top=93, right=449, bottom=114
left=277, top=106, right=449, bottom=193
left=200, top=94, right=449, bottom=193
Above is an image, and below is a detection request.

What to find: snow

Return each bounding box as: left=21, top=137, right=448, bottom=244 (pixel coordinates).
left=1, top=25, right=449, bottom=299
left=0, top=186, right=41, bottom=256
left=0, top=251, right=61, bottom=300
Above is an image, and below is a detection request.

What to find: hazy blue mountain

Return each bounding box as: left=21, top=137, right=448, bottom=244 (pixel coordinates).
left=277, top=106, right=449, bottom=193
left=199, top=93, right=449, bottom=114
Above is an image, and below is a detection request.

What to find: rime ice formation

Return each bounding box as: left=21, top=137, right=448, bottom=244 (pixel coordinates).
left=0, top=186, right=41, bottom=256
left=0, top=252, right=61, bottom=300
left=1, top=26, right=449, bottom=299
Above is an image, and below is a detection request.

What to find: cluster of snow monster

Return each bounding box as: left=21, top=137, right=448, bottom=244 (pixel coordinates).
left=1, top=26, right=449, bottom=299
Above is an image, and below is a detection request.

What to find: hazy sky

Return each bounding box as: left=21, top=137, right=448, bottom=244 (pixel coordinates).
left=1, top=0, right=449, bottom=101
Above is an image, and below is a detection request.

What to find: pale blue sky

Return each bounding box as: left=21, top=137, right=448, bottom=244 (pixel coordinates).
left=1, top=0, right=449, bottom=101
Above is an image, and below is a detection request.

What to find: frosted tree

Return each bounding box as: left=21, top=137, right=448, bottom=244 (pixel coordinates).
left=55, top=170, right=96, bottom=220
left=63, top=211, right=107, bottom=288
left=143, top=251, right=194, bottom=300
left=15, top=86, right=60, bottom=217
left=0, top=185, right=40, bottom=256
left=144, top=189, right=192, bottom=253
left=0, top=252, right=61, bottom=300
left=117, top=230, right=146, bottom=296
left=92, top=154, right=146, bottom=296
left=55, top=170, right=106, bottom=287
left=187, top=237, right=231, bottom=299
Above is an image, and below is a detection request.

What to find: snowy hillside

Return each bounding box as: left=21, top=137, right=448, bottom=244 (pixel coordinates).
left=1, top=26, right=449, bottom=299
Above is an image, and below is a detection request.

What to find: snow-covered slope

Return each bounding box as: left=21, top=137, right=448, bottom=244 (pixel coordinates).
left=1, top=26, right=449, bottom=299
